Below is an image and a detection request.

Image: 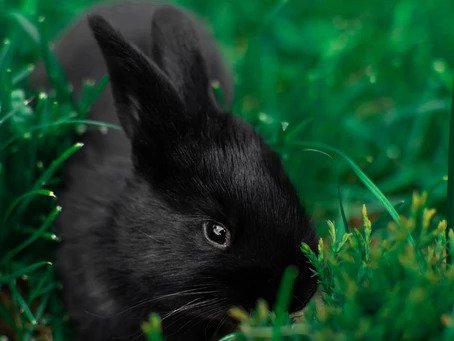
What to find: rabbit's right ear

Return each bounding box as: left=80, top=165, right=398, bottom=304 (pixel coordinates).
left=88, top=15, right=186, bottom=141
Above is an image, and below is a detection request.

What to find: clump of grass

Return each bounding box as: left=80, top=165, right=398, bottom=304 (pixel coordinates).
left=0, top=9, right=107, bottom=340
left=298, top=194, right=454, bottom=340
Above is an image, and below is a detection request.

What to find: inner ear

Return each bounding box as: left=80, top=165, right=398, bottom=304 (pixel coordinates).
left=151, top=6, right=219, bottom=113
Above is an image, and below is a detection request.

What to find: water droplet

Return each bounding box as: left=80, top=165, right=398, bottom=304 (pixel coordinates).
left=386, top=146, right=400, bottom=159
left=211, top=79, right=220, bottom=89
left=433, top=59, right=446, bottom=74
left=258, top=112, right=273, bottom=124
left=281, top=121, right=289, bottom=131
left=85, top=78, right=95, bottom=86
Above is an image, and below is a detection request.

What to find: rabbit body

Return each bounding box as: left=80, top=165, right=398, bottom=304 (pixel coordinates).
left=31, top=2, right=318, bottom=340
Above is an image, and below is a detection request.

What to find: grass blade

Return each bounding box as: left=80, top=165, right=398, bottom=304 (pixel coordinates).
left=9, top=281, right=37, bottom=326
left=12, top=64, right=34, bottom=85
left=0, top=261, right=52, bottom=284
left=142, top=313, right=164, bottom=341
left=218, top=333, right=241, bottom=341
left=2, top=206, right=61, bottom=264
left=14, top=143, right=82, bottom=218
left=78, top=75, right=109, bottom=114
left=8, top=11, right=40, bottom=44
left=1, top=189, right=55, bottom=226
left=292, top=141, right=401, bottom=226
left=447, top=80, right=454, bottom=263
left=272, top=266, right=298, bottom=340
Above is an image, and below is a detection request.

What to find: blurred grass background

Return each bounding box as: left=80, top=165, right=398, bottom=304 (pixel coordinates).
left=0, top=0, right=453, bottom=339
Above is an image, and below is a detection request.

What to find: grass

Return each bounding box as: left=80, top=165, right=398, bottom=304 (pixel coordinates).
left=0, top=0, right=453, bottom=339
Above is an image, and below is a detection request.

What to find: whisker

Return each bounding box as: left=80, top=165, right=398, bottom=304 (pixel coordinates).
left=113, top=288, right=221, bottom=317
left=162, top=297, right=221, bottom=321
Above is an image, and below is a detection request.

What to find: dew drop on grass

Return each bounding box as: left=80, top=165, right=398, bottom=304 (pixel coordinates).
left=433, top=59, right=446, bottom=74
left=366, top=66, right=377, bottom=84
left=386, top=146, right=400, bottom=159
left=258, top=112, right=273, bottom=124
left=84, top=78, right=95, bottom=86
left=99, top=126, right=108, bottom=134
left=211, top=79, right=220, bottom=89
left=281, top=121, right=289, bottom=131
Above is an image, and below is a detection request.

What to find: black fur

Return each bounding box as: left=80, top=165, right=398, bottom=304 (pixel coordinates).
left=31, top=3, right=318, bottom=340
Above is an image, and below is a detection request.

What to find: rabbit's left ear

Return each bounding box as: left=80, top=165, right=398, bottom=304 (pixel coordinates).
left=151, top=6, right=219, bottom=113
left=88, top=15, right=188, bottom=143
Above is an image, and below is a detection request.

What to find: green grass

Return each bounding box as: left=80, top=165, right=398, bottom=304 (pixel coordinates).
left=0, top=0, right=453, bottom=339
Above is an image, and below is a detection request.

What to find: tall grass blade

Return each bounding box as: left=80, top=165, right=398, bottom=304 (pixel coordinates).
left=447, top=80, right=454, bottom=263
left=292, top=141, right=401, bottom=225
left=8, top=11, right=40, bottom=44
left=14, top=143, right=82, bottom=218
left=2, top=206, right=60, bottom=264
left=0, top=261, right=52, bottom=284
left=1, top=189, right=55, bottom=226
left=9, top=281, right=37, bottom=326
left=272, top=265, right=298, bottom=340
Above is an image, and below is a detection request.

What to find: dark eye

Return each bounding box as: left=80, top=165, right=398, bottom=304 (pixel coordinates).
left=202, top=221, right=231, bottom=249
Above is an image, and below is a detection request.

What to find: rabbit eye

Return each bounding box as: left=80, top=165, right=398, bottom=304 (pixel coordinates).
left=202, top=221, right=231, bottom=249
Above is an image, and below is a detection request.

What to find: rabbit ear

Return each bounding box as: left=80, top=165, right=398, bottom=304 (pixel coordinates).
left=88, top=15, right=186, bottom=141
left=151, top=6, right=218, bottom=113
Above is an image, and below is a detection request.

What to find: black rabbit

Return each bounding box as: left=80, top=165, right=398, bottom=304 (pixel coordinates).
left=31, top=2, right=318, bottom=340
